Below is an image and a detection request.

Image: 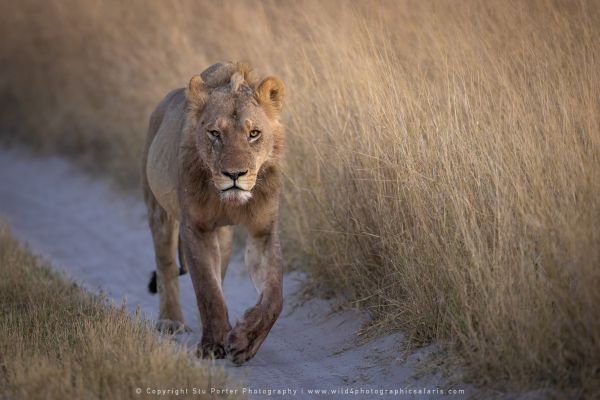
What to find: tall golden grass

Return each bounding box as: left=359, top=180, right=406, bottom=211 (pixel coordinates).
left=1, top=0, right=599, bottom=396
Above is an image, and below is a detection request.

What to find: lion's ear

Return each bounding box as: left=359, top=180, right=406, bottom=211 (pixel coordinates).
left=186, top=75, right=207, bottom=108
left=255, top=76, right=285, bottom=118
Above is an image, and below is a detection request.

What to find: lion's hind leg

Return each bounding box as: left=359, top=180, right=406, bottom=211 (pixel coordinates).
left=217, top=226, right=233, bottom=283
left=145, top=197, right=187, bottom=334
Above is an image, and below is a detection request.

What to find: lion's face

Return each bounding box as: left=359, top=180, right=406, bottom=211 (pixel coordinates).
left=186, top=70, right=284, bottom=206
left=197, top=90, right=274, bottom=205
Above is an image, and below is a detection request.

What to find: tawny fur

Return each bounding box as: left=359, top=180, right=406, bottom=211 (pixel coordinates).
left=142, top=62, right=285, bottom=364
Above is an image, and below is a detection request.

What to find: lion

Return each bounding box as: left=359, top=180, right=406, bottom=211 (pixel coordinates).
left=141, top=62, right=285, bottom=365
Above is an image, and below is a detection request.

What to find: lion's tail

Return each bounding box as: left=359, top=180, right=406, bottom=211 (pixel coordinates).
left=148, top=232, right=188, bottom=294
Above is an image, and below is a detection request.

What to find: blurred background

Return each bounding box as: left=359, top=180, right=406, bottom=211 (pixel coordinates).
left=1, top=0, right=599, bottom=396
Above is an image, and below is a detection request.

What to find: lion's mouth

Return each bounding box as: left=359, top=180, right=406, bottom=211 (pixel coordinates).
left=219, top=186, right=253, bottom=205
left=221, top=185, right=246, bottom=192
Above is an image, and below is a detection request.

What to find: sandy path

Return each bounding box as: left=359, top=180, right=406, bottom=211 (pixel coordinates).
left=0, top=148, right=463, bottom=399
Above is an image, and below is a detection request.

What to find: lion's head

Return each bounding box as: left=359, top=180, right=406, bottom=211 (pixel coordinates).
left=184, top=62, right=285, bottom=206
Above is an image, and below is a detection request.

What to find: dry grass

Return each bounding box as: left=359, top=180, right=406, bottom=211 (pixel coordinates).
left=0, top=223, right=241, bottom=400
left=1, top=0, right=599, bottom=396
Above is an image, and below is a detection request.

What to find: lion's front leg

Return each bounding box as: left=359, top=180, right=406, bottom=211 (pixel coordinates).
left=226, top=230, right=283, bottom=365
left=181, top=224, right=231, bottom=359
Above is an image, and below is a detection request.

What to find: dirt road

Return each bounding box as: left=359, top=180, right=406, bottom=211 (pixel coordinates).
left=0, top=148, right=462, bottom=399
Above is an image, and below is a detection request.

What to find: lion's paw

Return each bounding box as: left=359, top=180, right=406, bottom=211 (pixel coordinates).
left=155, top=319, right=191, bottom=334
left=196, top=341, right=226, bottom=359
left=225, top=324, right=261, bottom=365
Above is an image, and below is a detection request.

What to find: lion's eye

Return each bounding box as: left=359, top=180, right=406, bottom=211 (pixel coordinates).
left=249, top=129, right=261, bottom=139
left=208, top=130, right=220, bottom=138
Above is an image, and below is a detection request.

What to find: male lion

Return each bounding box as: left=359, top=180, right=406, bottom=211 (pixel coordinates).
left=142, top=62, right=285, bottom=364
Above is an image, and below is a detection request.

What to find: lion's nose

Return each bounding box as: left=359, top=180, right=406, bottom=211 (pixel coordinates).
left=222, top=170, right=248, bottom=181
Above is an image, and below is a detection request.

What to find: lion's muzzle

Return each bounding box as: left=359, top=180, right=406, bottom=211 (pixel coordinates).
left=216, top=169, right=255, bottom=205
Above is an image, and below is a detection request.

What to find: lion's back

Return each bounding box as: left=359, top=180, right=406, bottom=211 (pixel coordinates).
left=143, top=88, right=187, bottom=219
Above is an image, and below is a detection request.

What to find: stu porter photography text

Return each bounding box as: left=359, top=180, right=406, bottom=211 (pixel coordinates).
left=138, top=386, right=466, bottom=396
